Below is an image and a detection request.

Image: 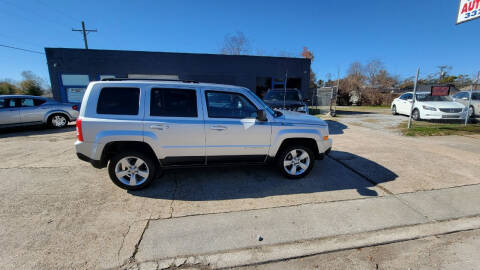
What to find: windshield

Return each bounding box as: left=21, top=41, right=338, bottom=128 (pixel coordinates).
left=264, top=91, right=300, bottom=102
left=416, top=94, right=452, bottom=102
left=244, top=90, right=275, bottom=116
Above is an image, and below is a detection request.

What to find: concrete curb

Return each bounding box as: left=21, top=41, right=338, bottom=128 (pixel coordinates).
left=138, top=215, right=480, bottom=269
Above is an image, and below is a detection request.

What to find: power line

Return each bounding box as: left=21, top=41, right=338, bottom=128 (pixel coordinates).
left=0, top=44, right=44, bottom=54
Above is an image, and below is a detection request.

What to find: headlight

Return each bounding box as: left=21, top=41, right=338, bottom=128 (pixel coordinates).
left=422, top=105, right=437, bottom=111
left=297, top=105, right=308, bottom=113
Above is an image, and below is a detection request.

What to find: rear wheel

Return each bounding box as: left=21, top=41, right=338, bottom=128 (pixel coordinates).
left=412, top=109, right=420, bottom=121
left=277, top=145, right=315, bottom=179
left=49, top=114, right=68, bottom=128
left=108, top=151, right=157, bottom=190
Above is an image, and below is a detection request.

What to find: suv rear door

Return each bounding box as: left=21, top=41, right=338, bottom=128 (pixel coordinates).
left=144, top=86, right=205, bottom=165
left=0, top=98, right=20, bottom=125
left=202, top=88, right=271, bottom=163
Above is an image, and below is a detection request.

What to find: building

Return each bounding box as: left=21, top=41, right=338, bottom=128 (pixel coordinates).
left=45, top=48, right=311, bottom=104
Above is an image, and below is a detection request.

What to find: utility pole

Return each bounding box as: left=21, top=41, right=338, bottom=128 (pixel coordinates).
left=72, top=21, right=97, bottom=49
left=408, top=68, right=420, bottom=129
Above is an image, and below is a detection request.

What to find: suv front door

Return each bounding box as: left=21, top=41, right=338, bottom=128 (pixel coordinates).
left=144, top=87, right=206, bottom=165
left=202, top=89, right=271, bottom=163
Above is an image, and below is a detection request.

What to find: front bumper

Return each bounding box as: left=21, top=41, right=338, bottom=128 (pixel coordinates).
left=422, top=111, right=466, bottom=120
left=317, top=138, right=333, bottom=154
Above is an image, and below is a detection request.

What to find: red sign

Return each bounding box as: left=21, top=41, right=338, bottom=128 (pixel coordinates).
left=431, top=86, right=450, bottom=96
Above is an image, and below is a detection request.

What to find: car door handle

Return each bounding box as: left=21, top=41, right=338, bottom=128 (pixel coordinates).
left=150, top=124, right=169, bottom=130
left=210, top=125, right=227, bottom=131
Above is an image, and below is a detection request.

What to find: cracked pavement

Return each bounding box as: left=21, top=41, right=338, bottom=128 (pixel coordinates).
left=0, top=115, right=479, bottom=269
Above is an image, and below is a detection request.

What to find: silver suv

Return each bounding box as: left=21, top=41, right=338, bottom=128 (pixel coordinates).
left=75, top=79, right=332, bottom=190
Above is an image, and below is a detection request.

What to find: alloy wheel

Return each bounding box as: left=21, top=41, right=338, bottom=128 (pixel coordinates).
left=52, top=115, right=67, bottom=127
left=115, top=156, right=150, bottom=186
left=283, top=149, right=310, bottom=176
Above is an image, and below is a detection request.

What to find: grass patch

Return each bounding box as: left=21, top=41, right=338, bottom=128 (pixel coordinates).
left=399, top=121, right=480, bottom=136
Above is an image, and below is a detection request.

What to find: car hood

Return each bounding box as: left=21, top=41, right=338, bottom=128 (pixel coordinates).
left=273, top=110, right=327, bottom=126
left=418, top=101, right=465, bottom=108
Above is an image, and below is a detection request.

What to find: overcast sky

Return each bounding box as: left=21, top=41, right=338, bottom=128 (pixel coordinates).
left=0, top=0, right=478, bottom=84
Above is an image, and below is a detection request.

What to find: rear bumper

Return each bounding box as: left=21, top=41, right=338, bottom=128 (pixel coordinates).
left=75, top=141, right=106, bottom=168
left=76, top=153, right=106, bottom=169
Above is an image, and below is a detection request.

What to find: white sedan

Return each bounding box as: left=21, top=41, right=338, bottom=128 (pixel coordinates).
left=391, top=92, right=466, bottom=120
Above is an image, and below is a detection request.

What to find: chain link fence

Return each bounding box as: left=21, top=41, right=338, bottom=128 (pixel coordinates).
left=309, top=87, right=337, bottom=116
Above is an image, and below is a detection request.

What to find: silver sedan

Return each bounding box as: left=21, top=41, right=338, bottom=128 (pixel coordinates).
left=0, top=95, right=79, bottom=128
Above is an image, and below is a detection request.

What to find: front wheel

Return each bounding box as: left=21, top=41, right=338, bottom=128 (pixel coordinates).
left=469, top=106, right=474, bottom=118
left=392, top=105, right=398, bottom=115
left=277, top=146, right=315, bottom=179
left=108, top=151, right=157, bottom=190
left=412, top=109, right=420, bottom=121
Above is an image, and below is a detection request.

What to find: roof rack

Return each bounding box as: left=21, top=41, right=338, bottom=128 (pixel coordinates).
left=100, top=78, right=198, bottom=83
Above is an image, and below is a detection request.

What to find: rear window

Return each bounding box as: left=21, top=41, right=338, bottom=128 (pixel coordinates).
left=150, top=88, right=197, bottom=117
left=97, top=87, right=140, bottom=115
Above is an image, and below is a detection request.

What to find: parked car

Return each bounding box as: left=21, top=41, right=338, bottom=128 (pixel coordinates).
left=75, top=79, right=332, bottom=190
left=451, top=90, right=480, bottom=118
left=391, top=92, right=466, bottom=120
left=263, top=89, right=309, bottom=113
left=0, top=95, right=79, bottom=128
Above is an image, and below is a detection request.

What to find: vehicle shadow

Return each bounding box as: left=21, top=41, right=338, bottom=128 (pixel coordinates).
left=129, top=151, right=397, bottom=201
left=326, top=120, right=348, bottom=135
left=0, top=124, right=75, bottom=138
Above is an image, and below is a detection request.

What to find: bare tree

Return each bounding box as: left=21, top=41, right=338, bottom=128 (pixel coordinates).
left=221, top=32, right=250, bottom=55
left=365, top=59, right=385, bottom=86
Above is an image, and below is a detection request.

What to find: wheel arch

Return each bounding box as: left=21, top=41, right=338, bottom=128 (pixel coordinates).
left=100, top=141, right=159, bottom=168
left=275, top=138, right=320, bottom=160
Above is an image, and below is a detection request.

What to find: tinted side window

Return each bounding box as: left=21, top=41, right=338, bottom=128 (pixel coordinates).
left=0, top=99, right=5, bottom=108
left=404, top=93, right=413, bottom=100
left=399, top=94, right=407, bottom=100
left=21, top=99, right=35, bottom=107
left=97, top=87, right=140, bottom=115
left=472, top=93, right=480, bottom=100
left=150, top=88, right=197, bottom=117
left=34, top=99, right=46, bottom=106
left=205, top=91, right=258, bottom=119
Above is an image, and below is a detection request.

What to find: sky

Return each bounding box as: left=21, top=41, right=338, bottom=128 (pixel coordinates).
left=0, top=0, right=479, bottom=85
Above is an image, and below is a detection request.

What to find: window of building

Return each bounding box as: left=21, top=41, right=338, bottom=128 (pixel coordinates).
left=286, top=78, right=301, bottom=89
left=97, top=87, right=140, bottom=115
left=150, top=88, right=197, bottom=117
left=205, top=91, right=258, bottom=119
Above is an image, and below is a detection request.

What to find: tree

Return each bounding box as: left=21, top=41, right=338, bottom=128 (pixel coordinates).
left=0, top=81, right=19, bottom=95
left=19, top=71, right=44, bottom=96
left=365, top=59, right=385, bottom=86
left=300, top=47, right=317, bottom=89
left=221, top=32, right=250, bottom=55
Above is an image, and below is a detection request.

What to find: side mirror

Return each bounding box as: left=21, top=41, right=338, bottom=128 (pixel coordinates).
left=256, top=110, right=268, bottom=121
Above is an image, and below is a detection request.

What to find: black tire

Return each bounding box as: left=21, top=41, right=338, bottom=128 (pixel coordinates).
left=412, top=109, right=420, bottom=121
left=48, top=113, right=69, bottom=128
left=276, top=145, right=315, bottom=179
left=392, top=105, right=398, bottom=115
left=108, top=151, right=157, bottom=190
left=469, top=106, right=475, bottom=118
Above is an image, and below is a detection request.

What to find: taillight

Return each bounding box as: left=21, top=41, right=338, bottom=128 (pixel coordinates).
left=72, top=105, right=78, bottom=111
left=76, top=118, right=83, bottom=142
